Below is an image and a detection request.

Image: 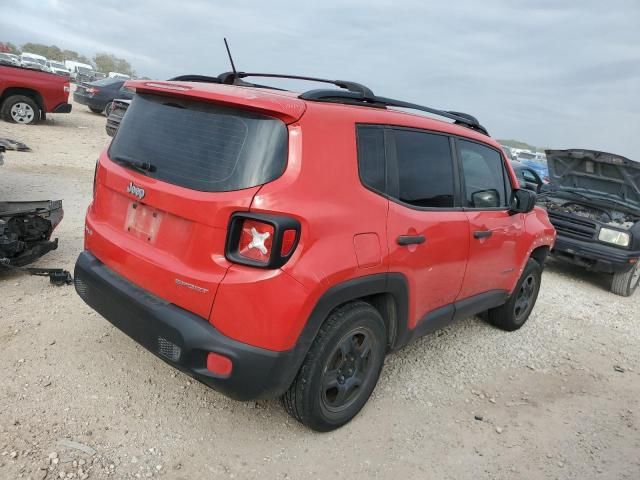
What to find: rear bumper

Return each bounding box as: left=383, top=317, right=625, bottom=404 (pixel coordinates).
left=52, top=103, right=72, bottom=113
left=552, top=235, right=639, bottom=273
left=74, top=251, right=297, bottom=401
left=73, top=93, right=105, bottom=110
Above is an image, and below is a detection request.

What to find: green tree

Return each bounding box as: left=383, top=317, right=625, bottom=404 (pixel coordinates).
left=93, top=52, right=135, bottom=76
left=62, top=49, right=92, bottom=65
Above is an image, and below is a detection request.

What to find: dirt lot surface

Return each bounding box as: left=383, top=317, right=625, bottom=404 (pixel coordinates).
left=1, top=97, right=639, bottom=480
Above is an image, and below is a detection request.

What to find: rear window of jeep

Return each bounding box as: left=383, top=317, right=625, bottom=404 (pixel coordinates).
left=108, top=94, right=288, bottom=192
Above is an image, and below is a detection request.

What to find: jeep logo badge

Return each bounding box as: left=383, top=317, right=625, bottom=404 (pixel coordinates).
left=126, top=182, right=145, bottom=200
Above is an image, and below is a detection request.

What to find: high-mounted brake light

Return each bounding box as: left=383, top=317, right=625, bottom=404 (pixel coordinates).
left=225, top=213, right=300, bottom=269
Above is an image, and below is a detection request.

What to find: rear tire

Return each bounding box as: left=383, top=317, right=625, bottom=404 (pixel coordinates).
left=89, top=107, right=103, bottom=114
left=611, top=263, right=640, bottom=297
left=1, top=95, right=40, bottom=125
left=487, top=259, right=542, bottom=331
left=104, top=101, right=114, bottom=117
left=282, top=301, right=386, bottom=432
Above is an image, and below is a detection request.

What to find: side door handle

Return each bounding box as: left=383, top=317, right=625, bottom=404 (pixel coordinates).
left=397, top=234, right=426, bottom=246
left=473, top=230, right=493, bottom=239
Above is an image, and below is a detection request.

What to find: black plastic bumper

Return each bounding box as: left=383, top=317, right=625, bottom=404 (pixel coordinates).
left=552, top=236, right=639, bottom=273
left=53, top=103, right=72, bottom=113
left=74, top=251, right=297, bottom=401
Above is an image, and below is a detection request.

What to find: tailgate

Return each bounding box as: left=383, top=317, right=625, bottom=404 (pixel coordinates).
left=85, top=88, right=292, bottom=319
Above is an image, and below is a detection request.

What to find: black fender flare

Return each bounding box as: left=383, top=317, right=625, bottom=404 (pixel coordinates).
left=277, top=272, right=410, bottom=394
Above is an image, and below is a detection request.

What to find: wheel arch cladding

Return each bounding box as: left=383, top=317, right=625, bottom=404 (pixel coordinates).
left=284, top=273, right=409, bottom=390
left=530, top=245, right=550, bottom=265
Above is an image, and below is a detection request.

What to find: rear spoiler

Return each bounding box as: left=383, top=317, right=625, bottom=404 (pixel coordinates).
left=124, top=80, right=306, bottom=124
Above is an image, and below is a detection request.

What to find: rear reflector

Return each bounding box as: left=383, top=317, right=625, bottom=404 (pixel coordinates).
left=206, top=352, right=232, bottom=377
left=281, top=229, right=297, bottom=256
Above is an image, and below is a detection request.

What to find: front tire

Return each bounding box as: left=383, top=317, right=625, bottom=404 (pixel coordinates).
left=282, top=301, right=386, bottom=432
left=611, top=263, right=640, bottom=297
left=487, top=258, right=542, bottom=331
left=1, top=95, right=41, bottom=125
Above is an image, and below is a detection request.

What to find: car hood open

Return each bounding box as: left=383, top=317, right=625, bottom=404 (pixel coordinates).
left=545, top=149, right=640, bottom=208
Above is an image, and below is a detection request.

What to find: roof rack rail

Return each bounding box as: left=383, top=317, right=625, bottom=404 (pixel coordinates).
left=216, top=72, right=375, bottom=98
left=166, top=72, right=488, bottom=135
left=300, top=89, right=489, bottom=136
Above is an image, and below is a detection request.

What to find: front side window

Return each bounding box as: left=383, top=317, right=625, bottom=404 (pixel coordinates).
left=393, top=129, right=455, bottom=208
left=459, top=140, right=508, bottom=208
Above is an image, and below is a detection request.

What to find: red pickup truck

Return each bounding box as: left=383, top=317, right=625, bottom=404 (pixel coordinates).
left=0, top=65, right=71, bottom=124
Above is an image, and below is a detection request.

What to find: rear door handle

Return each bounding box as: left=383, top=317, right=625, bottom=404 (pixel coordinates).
left=397, top=235, right=426, bottom=246
left=473, top=230, right=493, bottom=239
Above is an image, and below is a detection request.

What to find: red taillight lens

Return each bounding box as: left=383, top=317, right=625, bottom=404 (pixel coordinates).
left=238, top=219, right=275, bottom=263
left=226, top=213, right=300, bottom=268
left=86, top=87, right=99, bottom=94
left=281, top=229, right=297, bottom=256
left=206, top=352, right=232, bottom=377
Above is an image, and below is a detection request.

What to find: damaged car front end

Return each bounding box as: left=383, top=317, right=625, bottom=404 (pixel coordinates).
left=0, top=200, right=64, bottom=266
left=538, top=149, right=640, bottom=296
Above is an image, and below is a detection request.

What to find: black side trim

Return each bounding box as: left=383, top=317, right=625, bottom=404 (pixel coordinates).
left=407, top=290, right=508, bottom=343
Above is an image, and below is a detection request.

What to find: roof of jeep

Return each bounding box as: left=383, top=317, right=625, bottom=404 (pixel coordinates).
left=126, top=79, right=499, bottom=149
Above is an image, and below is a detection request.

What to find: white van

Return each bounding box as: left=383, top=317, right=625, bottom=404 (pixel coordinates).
left=21, top=52, right=47, bottom=70
left=64, top=60, right=95, bottom=82
left=107, top=72, right=130, bottom=80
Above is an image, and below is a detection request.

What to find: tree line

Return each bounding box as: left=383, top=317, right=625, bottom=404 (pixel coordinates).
left=0, top=41, right=136, bottom=77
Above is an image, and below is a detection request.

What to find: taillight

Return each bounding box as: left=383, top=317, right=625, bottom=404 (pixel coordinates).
left=238, top=219, right=274, bottom=262
left=226, top=213, right=300, bottom=268
left=86, top=87, right=100, bottom=94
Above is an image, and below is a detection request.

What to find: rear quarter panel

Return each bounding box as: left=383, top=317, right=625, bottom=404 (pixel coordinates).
left=0, top=66, right=69, bottom=111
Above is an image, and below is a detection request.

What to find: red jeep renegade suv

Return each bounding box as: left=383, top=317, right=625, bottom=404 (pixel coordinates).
left=74, top=72, right=555, bottom=431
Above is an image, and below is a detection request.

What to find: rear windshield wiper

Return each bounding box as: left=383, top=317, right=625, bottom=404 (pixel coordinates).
left=111, top=154, right=157, bottom=174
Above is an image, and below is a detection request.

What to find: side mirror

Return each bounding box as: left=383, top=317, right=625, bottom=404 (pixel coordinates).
left=510, top=189, right=537, bottom=214
left=471, top=189, right=500, bottom=208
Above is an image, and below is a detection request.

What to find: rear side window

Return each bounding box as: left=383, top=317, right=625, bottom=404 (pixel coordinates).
left=459, top=140, right=508, bottom=207
left=393, top=129, right=455, bottom=208
left=109, top=94, right=288, bottom=192
left=356, top=126, right=386, bottom=193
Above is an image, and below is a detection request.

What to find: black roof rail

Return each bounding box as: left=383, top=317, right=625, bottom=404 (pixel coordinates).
left=166, top=72, right=487, bottom=135
left=300, top=89, right=489, bottom=136
left=216, top=72, right=375, bottom=98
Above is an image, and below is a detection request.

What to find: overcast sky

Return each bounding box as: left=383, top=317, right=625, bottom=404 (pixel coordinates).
left=2, top=0, right=639, bottom=157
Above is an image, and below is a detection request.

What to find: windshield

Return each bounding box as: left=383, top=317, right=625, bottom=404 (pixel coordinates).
left=50, top=61, right=65, bottom=69
left=78, top=66, right=93, bottom=74
left=518, top=152, right=535, bottom=160
left=108, top=94, right=288, bottom=192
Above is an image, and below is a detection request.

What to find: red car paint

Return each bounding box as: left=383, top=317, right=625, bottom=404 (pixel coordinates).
left=84, top=79, right=555, bottom=355
left=0, top=64, right=71, bottom=115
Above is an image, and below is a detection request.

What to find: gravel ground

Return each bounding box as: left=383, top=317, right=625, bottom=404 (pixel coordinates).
left=1, top=97, right=639, bottom=480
